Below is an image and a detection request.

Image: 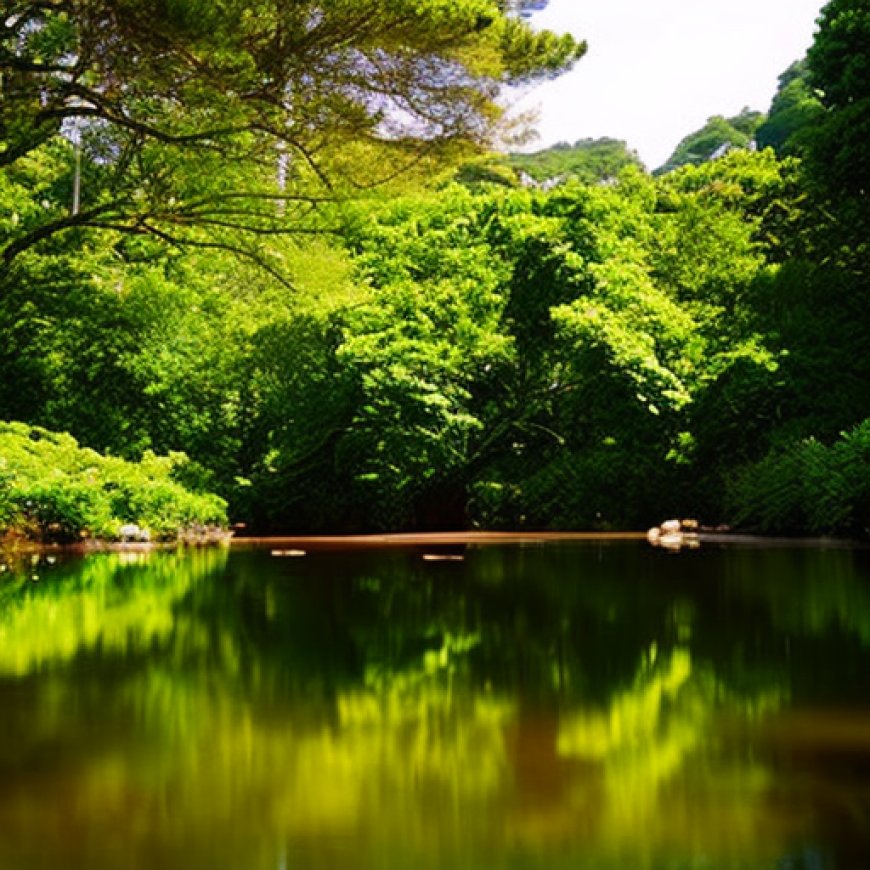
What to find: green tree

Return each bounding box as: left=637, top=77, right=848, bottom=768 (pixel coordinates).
left=334, top=188, right=514, bottom=529
left=0, top=422, right=226, bottom=541
left=309, top=158, right=788, bottom=532
left=755, top=60, right=824, bottom=157
left=803, top=0, right=870, bottom=274
left=805, top=0, right=870, bottom=202
left=1, top=0, right=585, bottom=268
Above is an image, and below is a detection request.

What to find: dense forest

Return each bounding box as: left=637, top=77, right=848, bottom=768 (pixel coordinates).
left=1, top=0, right=868, bottom=539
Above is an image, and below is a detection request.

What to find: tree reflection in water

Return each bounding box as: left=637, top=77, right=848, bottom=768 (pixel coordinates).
left=0, top=542, right=869, bottom=868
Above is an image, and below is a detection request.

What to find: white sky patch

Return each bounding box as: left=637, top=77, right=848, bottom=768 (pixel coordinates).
left=506, top=0, right=827, bottom=169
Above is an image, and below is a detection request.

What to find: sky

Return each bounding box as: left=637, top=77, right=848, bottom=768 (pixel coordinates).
left=507, top=0, right=828, bottom=169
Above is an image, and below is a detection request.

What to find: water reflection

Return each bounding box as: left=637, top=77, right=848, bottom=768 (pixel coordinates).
left=0, top=543, right=869, bottom=868
left=0, top=548, right=227, bottom=675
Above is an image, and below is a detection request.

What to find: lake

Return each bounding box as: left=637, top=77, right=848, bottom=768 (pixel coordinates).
left=1, top=540, right=870, bottom=869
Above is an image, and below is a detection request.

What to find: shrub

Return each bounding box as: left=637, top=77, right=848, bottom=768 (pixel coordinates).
left=727, top=420, right=870, bottom=538
left=0, top=422, right=227, bottom=542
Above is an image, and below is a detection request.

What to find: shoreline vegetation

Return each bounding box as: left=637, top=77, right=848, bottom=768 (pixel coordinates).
left=1, top=419, right=868, bottom=549
left=0, top=422, right=227, bottom=546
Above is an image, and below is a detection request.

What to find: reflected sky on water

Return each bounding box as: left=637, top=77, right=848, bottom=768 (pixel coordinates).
left=1, top=542, right=870, bottom=869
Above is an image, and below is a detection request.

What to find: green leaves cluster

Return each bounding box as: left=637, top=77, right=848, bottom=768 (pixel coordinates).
left=755, top=61, right=824, bottom=158
left=0, top=422, right=227, bottom=541
left=272, top=151, right=790, bottom=530
left=805, top=0, right=870, bottom=201
left=728, top=420, right=870, bottom=538
left=0, top=143, right=817, bottom=533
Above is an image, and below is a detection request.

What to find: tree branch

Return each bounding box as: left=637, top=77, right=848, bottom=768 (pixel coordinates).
left=2, top=204, right=129, bottom=266
left=138, top=222, right=298, bottom=291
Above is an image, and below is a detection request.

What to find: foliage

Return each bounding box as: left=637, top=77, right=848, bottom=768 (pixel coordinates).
left=293, top=155, right=792, bottom=531
left=0, top=421, right=227, bottom=541
left=802, top=0, right=870, bottom=276
left=727, top=420, right=870, bottom=538
left=755, top=60, right=824, bottom=157
left=747, top=258, right=870, bottom=438
left=1, top=0, right=585, bottom=269
left=1, top=145, right=815, bottom=533
left=805, top=0, right=870, bottom=202
left=0, top=0, right=868, bottom=537
left=336, top=205, right=510, bottom=526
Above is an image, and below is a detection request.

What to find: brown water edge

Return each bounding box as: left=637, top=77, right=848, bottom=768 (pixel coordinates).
left=233, top=530, right=870, bottom=551
left=4, top=528, right=865, bottom=559
left=0, top=531, right=642, bottom=563
left=233, top=530, right=645, bottom=550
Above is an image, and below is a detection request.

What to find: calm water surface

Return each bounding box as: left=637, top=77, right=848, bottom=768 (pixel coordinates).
left=2, top=541, right=870, bottom=869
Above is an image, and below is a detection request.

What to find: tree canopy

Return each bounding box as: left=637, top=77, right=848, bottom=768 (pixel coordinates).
left=0, top=0, right=585, bottom=266
left=755, top=60, right=823, bottom=157
left=805, top=0, right=870, bottom=209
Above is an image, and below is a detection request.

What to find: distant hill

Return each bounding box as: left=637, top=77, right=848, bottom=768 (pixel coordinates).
left=508, top=137, right=644, bottom=185
left=655, top=109, right=766, bottom=175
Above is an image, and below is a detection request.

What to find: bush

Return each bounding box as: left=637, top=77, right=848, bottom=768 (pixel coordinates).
left=727, top=420, right=870, bottom=538
left=0, top=421, right=227, bottom=542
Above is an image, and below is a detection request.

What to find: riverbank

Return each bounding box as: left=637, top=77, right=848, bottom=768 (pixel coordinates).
left=4, top=529, right=867, bottom=562
left=230, top=530, right=867, bottom=551
left=0, top=527, right=232, bottom=555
